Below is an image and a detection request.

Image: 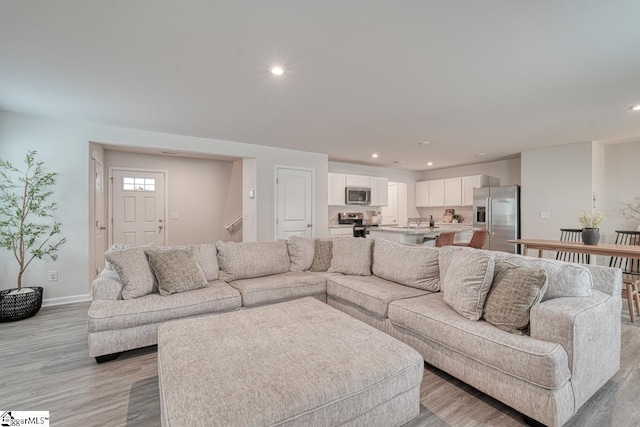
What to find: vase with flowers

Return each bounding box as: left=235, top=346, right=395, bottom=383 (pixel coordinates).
left=577, top=210, right=605, bottom=245
left=621, top=200, right=640, bottom=231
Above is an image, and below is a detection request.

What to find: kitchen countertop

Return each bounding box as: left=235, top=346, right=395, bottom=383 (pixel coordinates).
left=371, top=225, right=473, bottom=235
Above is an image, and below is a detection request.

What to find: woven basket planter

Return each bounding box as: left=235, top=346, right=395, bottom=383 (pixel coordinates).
left=0, top=287, right=43, bottom=322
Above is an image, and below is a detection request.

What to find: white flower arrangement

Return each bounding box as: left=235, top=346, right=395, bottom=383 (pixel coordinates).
left=621, top=201, right=640, bottom=222
left=577, top=210, right=605, bottom=228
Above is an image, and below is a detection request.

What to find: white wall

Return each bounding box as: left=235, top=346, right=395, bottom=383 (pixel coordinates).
left=328, top=161, right=422, bottom=223
left=0, top=111, right=329, bottom=302
left=420, top=157, right=521, bottom=186
left=221, top=160, right=244, bottom=242
left=520, top=142, right=595, bottom=240
left=603, top=139, right=640, bottom=238
left=104, top=150, right=240, bottom=245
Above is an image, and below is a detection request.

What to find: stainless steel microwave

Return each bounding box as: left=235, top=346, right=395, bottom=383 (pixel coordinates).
left=345, top=187, right=371, bottom=205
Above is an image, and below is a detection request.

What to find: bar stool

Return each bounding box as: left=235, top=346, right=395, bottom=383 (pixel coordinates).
left=609, top=230, right=640, bottom=322
left=435, top=231, right=456, bottom=247
left=556, top=228, right=590, bottom=264
left=454, top=229, right=488, bottom=249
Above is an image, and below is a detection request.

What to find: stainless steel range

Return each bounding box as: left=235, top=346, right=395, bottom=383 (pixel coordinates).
left=338, top=212, right=377, bottom=237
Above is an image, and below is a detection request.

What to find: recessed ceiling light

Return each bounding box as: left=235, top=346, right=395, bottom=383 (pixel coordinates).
left=427, top=162, right=433, bottom=166
left=371, top=153, right=379, bottom=158
left=476, top=152, right=486, bottom=156
left=271, top=66, right=284, bottom=75
left=418, top=141, right=430, bottom=145
left=631, top=105, right=640, bottom=111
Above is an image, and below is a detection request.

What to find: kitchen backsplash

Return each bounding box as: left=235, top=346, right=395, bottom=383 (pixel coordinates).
left=416, top=207, right=473, bottom=224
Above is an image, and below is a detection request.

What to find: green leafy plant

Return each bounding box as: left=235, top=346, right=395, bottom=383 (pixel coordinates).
left=0, top=151, right=66, bottom=292
left=577, top=209, right=605, bottom=228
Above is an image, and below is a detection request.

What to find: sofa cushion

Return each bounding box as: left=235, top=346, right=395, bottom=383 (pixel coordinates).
left=216, top=240, right=291, bottom=282
left=327, top=275, right=430, bottom=318
left=104, top=246, right=157, bottom=299
left=483, top=261, right=548, bottom=334
left=87, top=281, right=241, bottom=332
left=190, top=243, right=219, bottom=281
left=287, top=236, right=315, bottom=271
left=229, top=272, right=326, bottom=307
left=145, top=248, right=209, bottom=296
left=442, top=250, right=495, bottom=321
left=328, top=237, right=373, bottom=276
left=492, top=252, right=592, bottom=301
left=372, top=239, right=440, bottom=291
left=388, top=293, right=571, bottom=389
left=310, top=239, right=333, bottom=272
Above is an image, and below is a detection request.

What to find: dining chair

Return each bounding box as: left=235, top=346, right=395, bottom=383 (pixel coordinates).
left=609, top=230, right=640, bottom=322
left=435, top=231, right=456, bottom=247
left=556, top=228, right=590, bottom=264
left=454, top=229, right=488, bottom=249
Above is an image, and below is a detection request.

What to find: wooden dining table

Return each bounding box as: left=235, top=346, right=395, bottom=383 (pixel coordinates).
left=508, top=239, right=640, bottom=260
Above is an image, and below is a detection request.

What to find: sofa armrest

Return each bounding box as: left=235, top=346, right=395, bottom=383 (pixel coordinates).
left=91, top=270, right=123, bottom=301
left=530, top=290, right=621, bottom=408
left=582, top=264, right=623, bottom=296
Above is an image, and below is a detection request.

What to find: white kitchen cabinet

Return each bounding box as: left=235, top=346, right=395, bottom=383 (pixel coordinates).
left=428, top=179, right=445, bottom=207
left=328, top=173, right=346, bottom=206
left=369, top=176, right=389, bottom=206
left=444, top=177, right=462, bottom=206
left=461, top=175, right=500, bottom=206
left=329, top=227, right=353, bottom=236
left=345, top=174, right=370, bottom=188
left=415, top=181, right=430, bottom=207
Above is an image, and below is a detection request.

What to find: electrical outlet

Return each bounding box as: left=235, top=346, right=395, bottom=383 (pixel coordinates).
left=540, top=211, right=550, bottom=219
left=48, top=270, right=58, bottom=282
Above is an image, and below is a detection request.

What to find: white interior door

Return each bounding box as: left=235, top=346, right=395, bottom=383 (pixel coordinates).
left=276, top=167, right=313, bottom=239
left=381, top=182, right=398, bottom=225
left=111, top=169, right=166, bottom=246
left=93, top=158, right=106, bottom=274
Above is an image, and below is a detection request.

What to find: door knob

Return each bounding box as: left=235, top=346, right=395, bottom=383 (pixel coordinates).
left=307, top=224, right=312, bottom=228
left=99, top=226, right=106, bottom=230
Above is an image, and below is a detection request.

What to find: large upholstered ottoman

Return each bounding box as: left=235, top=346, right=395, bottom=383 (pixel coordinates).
left=157, top=297, right=424, bottom=426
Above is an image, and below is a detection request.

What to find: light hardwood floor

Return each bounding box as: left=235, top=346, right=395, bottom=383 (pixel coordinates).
left=1, top=302, right=639, bottom=427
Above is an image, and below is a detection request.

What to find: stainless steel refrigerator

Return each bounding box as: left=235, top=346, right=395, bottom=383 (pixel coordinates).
left=473, top=185, right=520, bottom=253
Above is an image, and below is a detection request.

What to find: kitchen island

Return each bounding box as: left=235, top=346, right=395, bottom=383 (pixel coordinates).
left=369, top=225, right=474, bottom=245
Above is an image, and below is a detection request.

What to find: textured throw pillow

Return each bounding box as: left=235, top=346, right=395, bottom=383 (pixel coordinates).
left=145, top=248, right=209, bottom=296
left=216, top=240, right=291, bottom=282
left=189, top=243, right=219, bottom=281
left=442, top=250, right=495, bottom=320
left=483, top=261, right=548, bottom=334
left=287, top=236, right=315, bottom=271
left=372, top=239, right=440, bottom=291
left=310, top=239, right=333, bottom=272
left=104, top=247, right=157, bottom=299
left=328, top=237, right=373, bottom=276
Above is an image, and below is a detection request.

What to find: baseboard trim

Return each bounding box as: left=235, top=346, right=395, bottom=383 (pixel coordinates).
left=42, top=294, right=91, bottom=307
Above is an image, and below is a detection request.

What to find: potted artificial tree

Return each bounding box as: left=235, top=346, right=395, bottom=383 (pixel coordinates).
left=0, top=151, right=66, bottom=322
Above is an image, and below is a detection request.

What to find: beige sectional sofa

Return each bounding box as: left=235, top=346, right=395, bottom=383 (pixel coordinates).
left=88, top=236, right=622, bottom=427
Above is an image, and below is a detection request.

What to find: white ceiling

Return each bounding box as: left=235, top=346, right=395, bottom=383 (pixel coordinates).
left=1, top=1, right=640, bottom=171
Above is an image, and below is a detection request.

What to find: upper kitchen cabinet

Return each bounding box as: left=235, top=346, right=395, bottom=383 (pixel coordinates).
left=461, top=175, right=500, bottom=206
left=428, top=179, right=445, bottom=207
left=415, top=181, right=430, bottom=207
left=369, top=176, right=389, bottom=206
left=328, top=173, right=347, bottom=206
left=345, top=174, right=370, bottom=188
left=444, top=178, right=462, bottom=206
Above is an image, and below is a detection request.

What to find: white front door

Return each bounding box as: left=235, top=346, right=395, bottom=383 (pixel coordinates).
left=111, top=169, right=166, bottom=246
left=275, top=167, right=313, bottom=239
left=93, top=158, right=106, bottom=274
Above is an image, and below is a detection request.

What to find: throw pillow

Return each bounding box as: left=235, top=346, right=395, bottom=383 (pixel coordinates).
left=104, top=247, right=157, bottom=299
left=372, top=239, right=440, bottom=291
left=216, top=240, right=291, bottom=282
left=483, top=261, right=548, bottom=334
left=442, top=250, right=495, bottom=320
left=310, top=239, right=333, bottom=272
left=328, top=237, right=373, bottom=276
left=145, top=248, right=209, bottom=296
left=287, top=236, right=315, bottom=271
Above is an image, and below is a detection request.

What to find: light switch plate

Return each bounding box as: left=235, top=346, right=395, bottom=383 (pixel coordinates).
left=540, top=211, right=550, bottom=219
